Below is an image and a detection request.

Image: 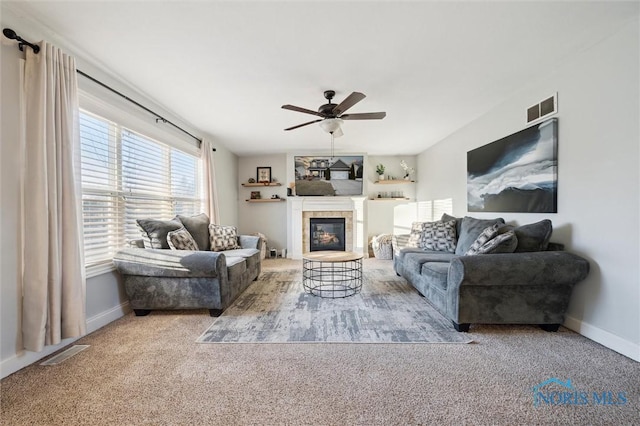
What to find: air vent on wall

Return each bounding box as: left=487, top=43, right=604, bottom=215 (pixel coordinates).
left=527, top=93, right=557, bottom=123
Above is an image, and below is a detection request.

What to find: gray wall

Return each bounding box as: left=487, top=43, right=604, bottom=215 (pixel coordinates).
left=416, top=18, right=639, bottom=360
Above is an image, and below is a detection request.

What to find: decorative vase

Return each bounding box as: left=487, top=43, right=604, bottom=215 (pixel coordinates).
left=404, top=175, right=410, bottom=181
left=378, top=174, right=385, bottom=181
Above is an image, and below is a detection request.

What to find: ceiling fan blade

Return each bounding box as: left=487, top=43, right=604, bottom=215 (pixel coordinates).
left=284, top=119, right=323, bottom=131
left=341, top=112, right=386, bottom=120
left=332, top=92, right=366, bottom=116
left=282, top=104, right=325, bottom=117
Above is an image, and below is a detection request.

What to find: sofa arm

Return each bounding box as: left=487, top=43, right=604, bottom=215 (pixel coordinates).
left=113, top=248, right=226, bottom=278
left=448, top=251, right=590, bottom=289
left=239, top=235, right=261, bottom=250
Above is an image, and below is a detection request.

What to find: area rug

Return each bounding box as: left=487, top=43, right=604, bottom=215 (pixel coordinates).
left=197, top=268, right=472, bottom=344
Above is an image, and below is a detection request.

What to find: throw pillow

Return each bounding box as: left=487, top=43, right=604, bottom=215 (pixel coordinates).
left=406, top=222, right=426, bottom=248
left=441, top=213, right=462, bottom=239
left=136, top=218, right=183, bottom=249
left=209, top=224, right=241, bottom=251
left=476, top=230, right=518, bottom=254
left=176, top=213, right=210, bottom=251
left=455, top=216, right=505, bottom=255
left=465, top=223, right=500, bottom=255
left=514, top=219, right=553, bottom=252
left=419, top=220, right=457, bottom=253
left=167, top=227, right=199, bottom=251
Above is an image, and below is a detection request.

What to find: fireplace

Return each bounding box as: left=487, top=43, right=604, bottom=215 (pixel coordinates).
left=288, top=196, right=366, bottom=259
left=309, top=218, right=346, bottom=252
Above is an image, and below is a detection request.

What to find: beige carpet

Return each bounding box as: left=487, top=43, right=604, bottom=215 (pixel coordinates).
left=2, top=258, right=638, bottom=425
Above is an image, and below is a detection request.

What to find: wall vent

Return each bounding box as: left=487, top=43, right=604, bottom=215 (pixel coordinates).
left=527, top=93, right=557, bottom=123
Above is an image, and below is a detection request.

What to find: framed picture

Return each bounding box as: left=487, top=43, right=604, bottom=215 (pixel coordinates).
left=293, top=155, right=364, bottom=196
left=257, top=166, right=272, bottom=183
left=250, top=191, right=261, bottom=199
left=467, top=117, right=558, bottom=213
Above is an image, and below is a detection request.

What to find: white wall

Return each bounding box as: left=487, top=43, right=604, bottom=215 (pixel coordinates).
left=0, top=8, right=239, bottom=377
left=416, top=18, right=639, bottom=361
left=366, top=155, right=417, bottom=241
left=237, top=155, right=288, bottom=253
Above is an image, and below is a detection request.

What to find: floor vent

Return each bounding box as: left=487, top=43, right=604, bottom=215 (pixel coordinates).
left=40, top=345, right=90, bottom=366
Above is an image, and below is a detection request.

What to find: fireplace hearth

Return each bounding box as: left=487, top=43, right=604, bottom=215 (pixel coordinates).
left=310, top=218, right=346, bottom=252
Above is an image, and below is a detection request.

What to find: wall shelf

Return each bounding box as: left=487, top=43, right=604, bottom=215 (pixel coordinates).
left=245, top=198, right=286, bottom=203
left=370, top=198, right=410, bottom=201
left=374, top=180, right=414, bottom=184
left=242, top=182, right=282, bottom=187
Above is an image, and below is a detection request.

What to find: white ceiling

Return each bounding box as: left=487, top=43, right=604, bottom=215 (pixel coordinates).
left=3, top=1, right=638, bottom=156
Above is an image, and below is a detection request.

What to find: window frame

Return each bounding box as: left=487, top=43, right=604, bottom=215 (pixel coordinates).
left=78, top=91, right=202, bottom=278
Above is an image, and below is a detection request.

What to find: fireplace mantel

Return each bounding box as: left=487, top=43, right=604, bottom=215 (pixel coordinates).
left=287, top=196, right=366, bottom=259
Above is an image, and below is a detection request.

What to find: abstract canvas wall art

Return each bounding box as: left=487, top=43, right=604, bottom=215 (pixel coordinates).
left=467, top=118, right=558, bottom=213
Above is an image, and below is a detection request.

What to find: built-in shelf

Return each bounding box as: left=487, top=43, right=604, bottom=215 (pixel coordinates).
left=242, top=182, right=282, bottom=187
left=370, top=198, right=410, bottom=201
left=245, top=198, right=286, bottom=203
left=374, top=180, right=415, bottom=184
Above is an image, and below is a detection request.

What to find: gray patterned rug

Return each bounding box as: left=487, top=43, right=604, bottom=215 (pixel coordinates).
left=197, top=268, right=473, bottom=344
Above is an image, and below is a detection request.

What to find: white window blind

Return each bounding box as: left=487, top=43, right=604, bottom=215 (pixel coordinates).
left=79, top=110, right=202, bottom=274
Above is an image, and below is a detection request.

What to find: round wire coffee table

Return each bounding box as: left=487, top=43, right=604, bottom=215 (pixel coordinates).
left=302, top=251, right=363, bottom=298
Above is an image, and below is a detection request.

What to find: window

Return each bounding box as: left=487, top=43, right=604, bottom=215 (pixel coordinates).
left=79, top=110, right=202, bottom=275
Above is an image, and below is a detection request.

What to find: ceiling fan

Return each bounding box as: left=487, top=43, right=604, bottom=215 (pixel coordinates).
left=282, top=90, right=386, bottom=137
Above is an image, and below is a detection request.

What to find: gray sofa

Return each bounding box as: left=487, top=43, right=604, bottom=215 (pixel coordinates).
left=113, top=214, right=261, bottom=317
left=393, top=215, right=590, bottom=332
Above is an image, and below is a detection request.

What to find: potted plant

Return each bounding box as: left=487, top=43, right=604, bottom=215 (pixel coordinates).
left=376, top=164, right=385, bottom=180
left=400, top=160, right=415, bottom=180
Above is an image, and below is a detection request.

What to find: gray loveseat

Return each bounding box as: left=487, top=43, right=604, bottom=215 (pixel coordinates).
left=113, top=214, right=261, bottom=317
left=393, top=215, right=590, bottom=332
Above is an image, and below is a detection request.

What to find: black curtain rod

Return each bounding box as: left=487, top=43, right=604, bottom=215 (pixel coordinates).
left=3, top=27, right=213, bottom=150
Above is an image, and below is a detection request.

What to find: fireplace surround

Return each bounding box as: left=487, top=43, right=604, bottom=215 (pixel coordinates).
left=287, top=197, right=366, bottom=259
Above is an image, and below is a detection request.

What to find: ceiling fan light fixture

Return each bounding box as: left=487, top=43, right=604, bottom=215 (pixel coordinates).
left=319, top=118, right=343, bottom=136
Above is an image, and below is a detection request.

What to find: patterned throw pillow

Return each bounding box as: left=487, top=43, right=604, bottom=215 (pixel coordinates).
left=419, top=220, right=457, bottom=253
left=406, top=222, right=426, bottom=248
left=476, top=230, right=518, bottom=255
left=209, top=224, right=241, bottom=251
left=167, top=227, right=199, bottom=251
left=465, top=223, right=500, bottom=255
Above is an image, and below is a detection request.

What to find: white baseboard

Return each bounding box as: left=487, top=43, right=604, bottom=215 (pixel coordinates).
left=564, top=315, right=640, bottom=362
left=0, top=302, right=130, bottom=379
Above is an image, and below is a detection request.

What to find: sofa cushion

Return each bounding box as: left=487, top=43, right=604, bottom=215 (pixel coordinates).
left=176, top=213, right=210, bottom=251
left=513, top=219, right=553, bottom=252
left=209, top=224, right=241, bottom=251
left=136, top=218, right=183, bottom=249
left=222, top=248, right=260, bottom=258
left=226, top=256, right=247, bottom=282
left=441, top=213, right=462, bottom=238
left=465, top=223, right=499, bottom=255
left=167, top=227, right=199, bottom=251
left=404, top=251, right=457, bottom=276
left=419, top=220, right=457, bottom=253
left=476, top=230, right=518, bottom=254
left=455, top=216, right=505, bottom=255
left=421, top=262, right=450, bottom=292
